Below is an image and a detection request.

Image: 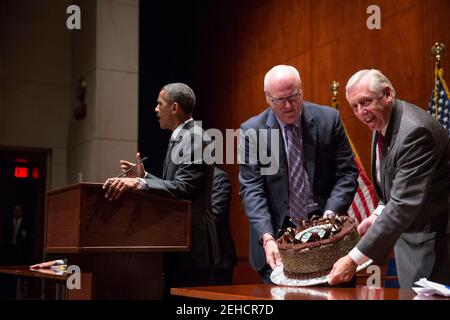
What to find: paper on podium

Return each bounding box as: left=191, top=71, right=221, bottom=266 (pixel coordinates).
left=413, top=278, right=450, bottom=297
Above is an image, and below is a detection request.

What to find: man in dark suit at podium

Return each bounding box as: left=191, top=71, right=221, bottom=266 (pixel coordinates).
left=103, top=83, right=220, bottom=290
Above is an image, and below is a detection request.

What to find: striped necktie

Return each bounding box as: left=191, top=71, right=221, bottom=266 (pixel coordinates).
left=284, top=124, right=311, bottom=224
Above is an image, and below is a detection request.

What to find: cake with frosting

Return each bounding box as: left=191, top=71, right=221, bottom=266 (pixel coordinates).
left=276, top=215, right=360, bottom=279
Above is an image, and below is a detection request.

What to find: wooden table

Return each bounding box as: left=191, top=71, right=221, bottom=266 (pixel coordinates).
left=0, top=265, right=91, bottom=299
left=171, top=284, right=449, bottom=300
left=0, top=265, right=68, bottom=281
left=0, top=265, right=66, bottom=299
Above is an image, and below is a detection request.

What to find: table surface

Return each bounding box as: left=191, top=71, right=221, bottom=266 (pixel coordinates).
left=0, top=265, right=68, bottom=281
left=171, top=284, right=449, bottom=300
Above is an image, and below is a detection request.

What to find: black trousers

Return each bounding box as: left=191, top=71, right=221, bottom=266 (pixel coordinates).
left=210, top=267, right=234, bottom=285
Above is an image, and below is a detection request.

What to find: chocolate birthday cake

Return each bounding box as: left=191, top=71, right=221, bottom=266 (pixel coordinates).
left=276, top=215, right=360, bottom=279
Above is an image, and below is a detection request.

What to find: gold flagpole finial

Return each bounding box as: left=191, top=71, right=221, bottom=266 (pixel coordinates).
left=330, top=81, right=340, bottom=98
left=431, top=42, right=446, bottom=67
left=330, top=81, right=340, bottom=110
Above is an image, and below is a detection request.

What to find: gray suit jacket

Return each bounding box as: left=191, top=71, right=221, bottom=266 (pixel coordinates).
left=357, top=99, right=450, bottom=287
left=144, top=120, right=220, bottom=269
left=239, top=102, right=359, bottom=271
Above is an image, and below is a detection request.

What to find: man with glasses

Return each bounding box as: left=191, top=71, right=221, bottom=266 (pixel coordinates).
left=239, top=65, right=358, bottom=283
left=328, top=69, right=450, bottom=288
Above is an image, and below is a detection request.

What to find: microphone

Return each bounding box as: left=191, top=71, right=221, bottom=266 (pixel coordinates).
left=116, top=156, right=148, bottom=178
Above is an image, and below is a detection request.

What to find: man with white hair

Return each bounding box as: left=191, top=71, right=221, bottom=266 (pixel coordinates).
left=328, top=69, right=450, bottom=288
left=239, top=65, right=358, bottom=283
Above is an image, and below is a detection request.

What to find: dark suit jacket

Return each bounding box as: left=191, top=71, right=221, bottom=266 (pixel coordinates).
left=4, top=217, right=30, bottom=247
left=212, top=167, right=237, bottom=269
left=3, top=216, right=32, bottom=265
left=239, top=102, right=359, bottom=271
left=357, top=99, right=450, bottom=287
left=144, top=120, right=220, bottom=269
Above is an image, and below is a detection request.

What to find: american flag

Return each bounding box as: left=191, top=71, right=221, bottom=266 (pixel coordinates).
left=428, top=66, right=450, bottom=136
left=348, top=154, right=378, bottom=223
left=331, top=89, right=378, bottom=224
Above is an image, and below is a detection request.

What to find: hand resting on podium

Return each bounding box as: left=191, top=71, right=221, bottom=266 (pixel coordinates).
left=103, top=152, right=148, bottom=201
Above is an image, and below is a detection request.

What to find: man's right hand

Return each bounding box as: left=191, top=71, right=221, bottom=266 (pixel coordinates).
left=120, top=152, right=146, bottom=178
left=262, top=234, right=282, bottom=269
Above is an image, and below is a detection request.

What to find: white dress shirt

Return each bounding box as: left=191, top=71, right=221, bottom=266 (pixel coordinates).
left=349, top=120, right=389, bottom=265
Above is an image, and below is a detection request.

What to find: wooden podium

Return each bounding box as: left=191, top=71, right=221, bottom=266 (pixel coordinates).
left=44, top=182, right=191, bottom=299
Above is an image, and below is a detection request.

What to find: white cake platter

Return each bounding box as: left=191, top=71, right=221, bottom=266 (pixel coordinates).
left=270, top=259, right=373, bottom=287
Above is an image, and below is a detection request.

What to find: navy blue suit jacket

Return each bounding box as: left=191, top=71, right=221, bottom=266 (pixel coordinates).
left=239, top=101, right=358, bottom=271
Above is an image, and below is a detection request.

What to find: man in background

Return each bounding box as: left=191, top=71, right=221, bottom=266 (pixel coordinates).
left=210, top=166, right=237, bottom=285
left=5, top=205, right=31, bottom=265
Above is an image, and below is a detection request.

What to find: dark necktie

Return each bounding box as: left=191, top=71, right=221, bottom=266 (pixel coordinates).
left=163, top=139, right=178, bottom=179
left=284, top=124, right=311, bottom=224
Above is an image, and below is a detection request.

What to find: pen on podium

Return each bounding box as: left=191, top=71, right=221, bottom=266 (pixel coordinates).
left=116, top=156, right=148, bottom=178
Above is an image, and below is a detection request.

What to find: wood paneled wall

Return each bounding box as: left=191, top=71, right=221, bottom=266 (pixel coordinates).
left=194, top=0, right=450, bottom=284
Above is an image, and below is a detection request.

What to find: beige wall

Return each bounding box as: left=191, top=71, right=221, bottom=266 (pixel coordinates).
left=68, top=0, right=139, bottom=184
left=0, top=0, right=139, bottom=188
left=0, top=0, right=72, bottom=188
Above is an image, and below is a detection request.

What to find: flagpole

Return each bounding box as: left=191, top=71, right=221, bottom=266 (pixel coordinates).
left=329, top=80, right=378, bottom=223
left=330, top=81, right=340, bottom=110
left=330, top=80, right=361, bottom=161
left=431, top=42, right=445, bottom=69
left=431, top=43, right=446, bottom=120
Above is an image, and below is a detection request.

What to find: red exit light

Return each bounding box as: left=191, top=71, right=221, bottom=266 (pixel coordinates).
left=32, top=167, right=40, bottom=179
left=14, top=167, right=28, bottom=178
left=15, top=158, right=29, bottom=164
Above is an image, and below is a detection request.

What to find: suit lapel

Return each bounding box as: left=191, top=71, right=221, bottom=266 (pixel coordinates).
left=373, top=100, right=403, bottom=202
left=301, top=104, right=317, bottom=186
left=381, top=101, right=402, bottom=193
left=371, top=131, right=383, bottom=199
left=383, top=100, right=402, bottom=160
left=163, top=120, right=195, bottom=179
left=266, top=110, right=289, bottom=195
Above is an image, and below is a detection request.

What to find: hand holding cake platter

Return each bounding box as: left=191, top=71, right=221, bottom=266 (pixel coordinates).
left=271, top=215, right=372, bottom=286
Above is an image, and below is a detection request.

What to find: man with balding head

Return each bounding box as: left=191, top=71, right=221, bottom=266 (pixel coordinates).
left=328, top=69, right=450, bottom=288
left=239, top=65, right=358, bottom=283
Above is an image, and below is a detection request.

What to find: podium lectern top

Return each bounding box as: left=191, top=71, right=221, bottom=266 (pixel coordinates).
left=45, top=183, right=191, bottom=253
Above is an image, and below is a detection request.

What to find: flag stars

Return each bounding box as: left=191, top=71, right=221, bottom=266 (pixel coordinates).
left=428, top=70, right=450, bottom=134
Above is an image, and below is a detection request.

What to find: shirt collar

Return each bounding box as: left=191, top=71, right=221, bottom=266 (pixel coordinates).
left=275, top=111, right=302, bottom=131
left=171, top=118, right=193, bottom=140
left=380, top=100, right=395, bottom=136
left=380, top=119, right=389, bottom=136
